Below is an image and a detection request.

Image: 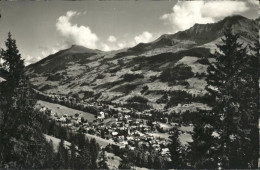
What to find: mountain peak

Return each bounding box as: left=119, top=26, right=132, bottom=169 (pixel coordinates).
left=219, top=15, right=248, bottom=26
left=223, top=15, right=246, bottom=21
left=159, top=15, right=258, bottom=45
left=67, top=44, right=101, bottom=54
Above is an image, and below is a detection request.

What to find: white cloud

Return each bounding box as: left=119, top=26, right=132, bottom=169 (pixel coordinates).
left=100, top=43, right=111, bottom=51
left=117, top=42, right=127, bottom=49
left=108, top=35, right=117, bottom=43
left=56, top=10, right=99, bottom=49
left=103, top=32, right=155, bottom=51
left=247, top=0, right=259, bottom=7
left=24, top=55, right=43, bottom=66
left=134, top=31, right=153, bottom=44
left=201, top=1, right=249, bottom=18
left=161, top=1, right=249, bottom=33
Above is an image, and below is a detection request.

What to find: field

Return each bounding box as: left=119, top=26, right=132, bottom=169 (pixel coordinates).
left=106, top=152, right=122, bottom=169
left=37, top=100, right=95, bottom=122
left=44, top=134, right=71, bottom=152
left=85, top=133, right=118, bottom=147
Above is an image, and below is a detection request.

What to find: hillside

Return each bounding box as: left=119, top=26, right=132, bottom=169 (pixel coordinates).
left=26, top=15, right=259, bottom=113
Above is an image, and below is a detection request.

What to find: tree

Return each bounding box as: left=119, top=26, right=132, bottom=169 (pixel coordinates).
left=118, top=156, right=132, bottom=169
left=153, top=156, right=163, bottom=169
left=189, top=111, right=218, bottom=168
left=79, top=145, right=91, bottom=169
left=168, top=127, right=183, bottom=168
left=54, top=139, right=66, bottom=169
left=101, top=129, right=105, bottom=139
left=70, top=141, right=77, bottom=169
left=147, top=155, right=154, bottom=169
left=243, top=35, right=260, bottom=168
left=44, top=140, right=55, bottom=168
left=77, top=133, right=86, bottom=149
left=98, top=150, right=108, bottom=169
left=205, top=26, right=256, bottom=168
left=89, top=138, right=99, bottom=169
left=1, top=32, right=24, bottom=84
left=0, top=32, right=55, bottom=168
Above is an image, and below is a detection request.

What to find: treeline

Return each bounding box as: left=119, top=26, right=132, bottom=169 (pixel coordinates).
left=160, top=64, right=194, bottom=81
left=103, top=126, right=189, bottom=169
left=34, top=90, right=100, bottom=115
left=124, top=95, right=151, bottom=112
left=156, top=90, right=214, bottom=107
left=104, top=142, right=171, bottom=169
left=45, top=133, right=101, bottom=169
left=37, top=110, right=104, bottom=169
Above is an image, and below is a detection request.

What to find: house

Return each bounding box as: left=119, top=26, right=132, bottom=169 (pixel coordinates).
left=98, top=111, right=105, bottom=119
left=124, top=115, right=131, bottom=119
left=161, top=148, right=170, bottom=156
left=59, top=117, right=66, bottom=122
left=67, top=123, right=73, bottom=127
left=126, top=136, right=134, bottom=141
left=129, top=146, right=135, bottom=150
left=112, top=131, right=118, bottom=136
left=119, top=141, right=128, bottom=146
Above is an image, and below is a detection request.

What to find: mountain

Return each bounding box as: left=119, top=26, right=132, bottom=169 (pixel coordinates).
left=26, top=15, right=259, bottom=113
left=27, top=45, right=102, bottom=74
left=163, top=15, right=258, bottom=45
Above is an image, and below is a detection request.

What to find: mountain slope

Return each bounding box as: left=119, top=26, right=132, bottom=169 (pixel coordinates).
left=26, top=15, right=259, bottom=112
left=27, top=45, right=102, bottom=74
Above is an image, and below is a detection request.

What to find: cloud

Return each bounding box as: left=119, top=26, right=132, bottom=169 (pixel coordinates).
left=134, top=31, right=154, bottom=44
left=201, top=1, right=249, bottom=18
left=247, top=0, right=259, bottom=7
left=161, top=1, right=249, bottom=33
left=108, top=35, right=117, bottom=43
left=102, top=32, right=154, bottom=51
left=117, top=41, right=133, bottom=49
left=24, top=55, right=43, bottom=66
left=56, top=10, right=99, bottom=49
left=100, top=43, right=111, bottom=51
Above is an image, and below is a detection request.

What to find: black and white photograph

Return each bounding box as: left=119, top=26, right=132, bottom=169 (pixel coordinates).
left=0, top=0, right=259, bottom=169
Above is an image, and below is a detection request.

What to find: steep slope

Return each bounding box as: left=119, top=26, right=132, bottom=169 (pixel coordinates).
left=26, top=15, right=259, bottom=112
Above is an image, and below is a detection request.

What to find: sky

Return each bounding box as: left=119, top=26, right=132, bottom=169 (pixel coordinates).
left=0, top=0, right=259, bottom=65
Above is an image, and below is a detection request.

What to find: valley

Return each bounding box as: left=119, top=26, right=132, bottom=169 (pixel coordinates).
left=25, top=15, right=259, bottom=169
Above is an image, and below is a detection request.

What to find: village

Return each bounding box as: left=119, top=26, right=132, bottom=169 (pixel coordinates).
left=37, top=99, right=194, bottom=163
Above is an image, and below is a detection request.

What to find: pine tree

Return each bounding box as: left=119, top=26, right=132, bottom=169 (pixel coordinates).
left=243, top=35, right=260, bottom=168
left=118, top=156, right=132, bottom=169
left=79, top=145, right=91, bottom=169
left=89, top=138, right=99, bottom=169
left=168, top=126, right=183, bottom=168
left=0, top=32, right=55, bottom=168
left=189, top=111, right=218, bottom=168
left=44, top=140, right=55, bottom=168
left=70, top=141, right=77, bottom=169
left=98, top=150, right=108, bottom=169
left=153, top=156, right=163, bottom=169
left=54, top=139, right=66, bottom=169
left=1, top=32, right=24, bottom=85
left=136, top=152, right=142, bottom=167
left=205, top=26, right=255, bottom=168
left=77, top=133, right=86, bottom=149
left=147, top=155, right=154, bottom=169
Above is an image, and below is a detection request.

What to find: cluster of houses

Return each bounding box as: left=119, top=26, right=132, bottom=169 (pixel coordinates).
left=37, top=104, right=173, bottom=161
